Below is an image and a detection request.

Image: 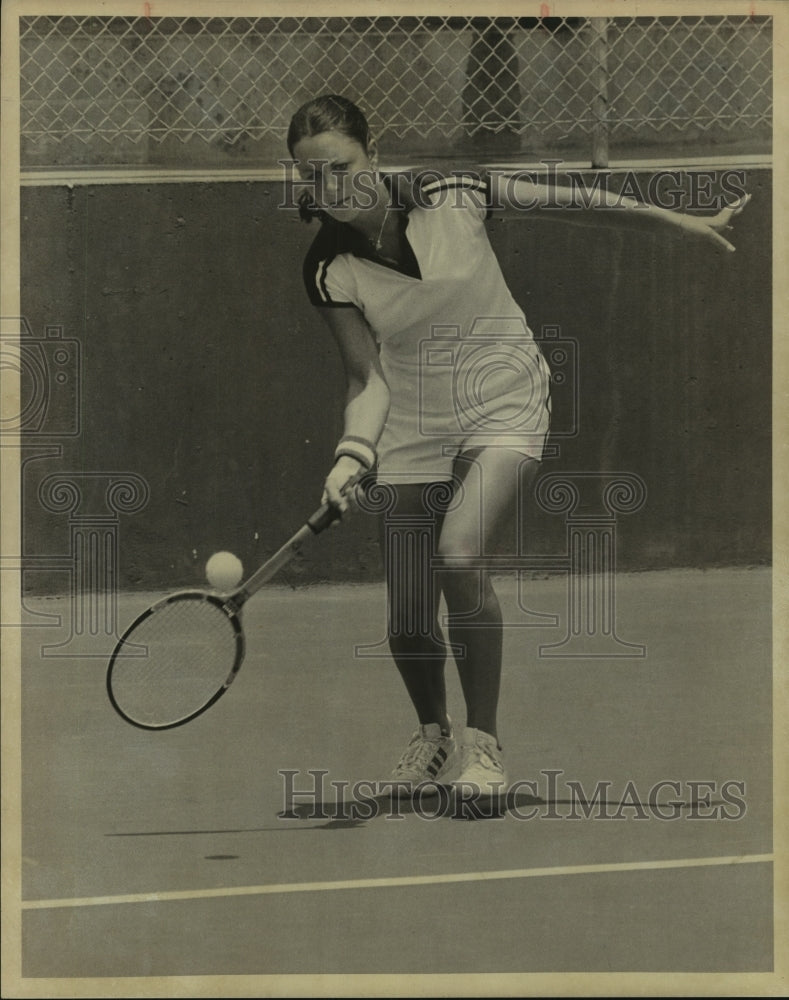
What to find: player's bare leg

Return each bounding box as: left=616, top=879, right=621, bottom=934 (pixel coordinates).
left=437, top=447, right=539, bottom=746
left=378, top=483, right=459, bottom=791
left=377, top=483, right=451, bottom=732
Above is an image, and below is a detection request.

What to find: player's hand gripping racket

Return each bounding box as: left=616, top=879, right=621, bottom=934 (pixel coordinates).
left=106, top=473, right=365, bottom=730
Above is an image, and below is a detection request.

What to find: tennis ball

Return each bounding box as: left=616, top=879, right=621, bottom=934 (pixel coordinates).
left=205, top=551, right=243, bottom=591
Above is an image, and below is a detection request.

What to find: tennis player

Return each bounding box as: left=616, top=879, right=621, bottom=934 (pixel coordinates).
left=286, top=94, right=748, bottom=800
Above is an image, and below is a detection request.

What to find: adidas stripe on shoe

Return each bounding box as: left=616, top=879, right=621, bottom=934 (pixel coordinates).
left=388, top=722, right=456, bottom=797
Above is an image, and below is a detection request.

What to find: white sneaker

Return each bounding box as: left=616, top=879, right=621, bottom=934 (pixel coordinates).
left=452, top=727, right=507, bottom=799
left=388, top=722, right=456, bottom=797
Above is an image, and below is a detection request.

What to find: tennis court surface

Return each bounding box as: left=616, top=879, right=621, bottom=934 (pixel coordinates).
left=4, top=7, right=784, bottom=996
left=18, top=566, right=773, bottom=979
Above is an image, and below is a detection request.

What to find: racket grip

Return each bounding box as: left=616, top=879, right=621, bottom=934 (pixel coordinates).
left=307, top=468, right=368, bottom=535
left=307, top=502, right=341, bottom=535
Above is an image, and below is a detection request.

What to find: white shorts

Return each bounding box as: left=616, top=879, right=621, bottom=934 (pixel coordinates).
left=376, top=342, right=552, bottom=483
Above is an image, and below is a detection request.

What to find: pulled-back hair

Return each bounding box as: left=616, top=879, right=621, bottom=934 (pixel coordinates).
left=287, top=94, right=371, bottom=156
left=287, top=95, right=372, bottom=222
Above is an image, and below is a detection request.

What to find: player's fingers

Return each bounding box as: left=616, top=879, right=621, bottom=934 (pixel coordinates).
left=327, top=484, right=350, bottom=514
left=708, top=228, right=736, bottom=253
left=323, top=484, right=344, bottom=512
left=328, top=498, right=349, bottom=516
left=322, top=488, right=343, bottom=524
left=712, top=193, right=751, bottom=229
left=347, top=483, right=365, bottom=511
left=732, top=192, right=751, bottom=214
left=322, top=499, right=345, bottom=526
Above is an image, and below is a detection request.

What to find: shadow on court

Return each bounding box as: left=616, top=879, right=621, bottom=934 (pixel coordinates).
left=19, top=567, right=773, bottom=976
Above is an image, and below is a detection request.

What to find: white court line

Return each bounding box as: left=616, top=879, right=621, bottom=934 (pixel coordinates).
left=22, top=852, right=772, bottom=911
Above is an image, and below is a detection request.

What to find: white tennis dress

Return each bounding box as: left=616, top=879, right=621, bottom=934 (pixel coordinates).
left=303, top=174, right=551, bottom=483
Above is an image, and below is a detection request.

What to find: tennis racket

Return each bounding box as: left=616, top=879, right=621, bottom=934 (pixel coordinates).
left=107, top=473, right=365, bottom=731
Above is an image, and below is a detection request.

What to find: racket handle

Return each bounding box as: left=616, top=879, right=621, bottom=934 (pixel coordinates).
left=307, top=468, right=368, bottom=535
left=307, top=502, right=341, bottom=535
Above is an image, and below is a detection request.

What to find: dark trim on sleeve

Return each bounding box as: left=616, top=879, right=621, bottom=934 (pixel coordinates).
left=303, top=222, right=357, bottom=308
left=413, top=170, right=493, bottom=218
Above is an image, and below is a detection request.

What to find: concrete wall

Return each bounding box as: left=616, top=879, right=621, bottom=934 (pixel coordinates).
left=19, top=168, right=771, bottom=592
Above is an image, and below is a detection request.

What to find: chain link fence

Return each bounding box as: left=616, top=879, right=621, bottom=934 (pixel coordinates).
left=20, top=14, right=772, bottom=168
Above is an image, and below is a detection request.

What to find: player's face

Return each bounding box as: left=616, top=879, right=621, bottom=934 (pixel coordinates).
left=292, top=130, right=382, bottom=223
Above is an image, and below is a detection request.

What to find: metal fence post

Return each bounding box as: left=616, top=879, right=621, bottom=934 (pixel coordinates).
left=590, top=17, right=609, bottom=168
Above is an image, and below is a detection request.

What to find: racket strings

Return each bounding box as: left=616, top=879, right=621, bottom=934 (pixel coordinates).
left=109, top=597, right=241, bottom=727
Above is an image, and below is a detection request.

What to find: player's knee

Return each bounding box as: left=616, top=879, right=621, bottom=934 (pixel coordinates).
left=435, top=537, right=480, bottom=574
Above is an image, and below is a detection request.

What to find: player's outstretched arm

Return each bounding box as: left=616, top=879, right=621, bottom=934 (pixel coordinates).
left=317, top=305, right=390, bottom=513
left=489, top=172, right=751, bottom=253
left=695, top=195, right=752, bottom=252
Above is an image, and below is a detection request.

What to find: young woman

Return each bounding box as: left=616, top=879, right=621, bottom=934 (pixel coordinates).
left=286, top=94, right=748, bottom=800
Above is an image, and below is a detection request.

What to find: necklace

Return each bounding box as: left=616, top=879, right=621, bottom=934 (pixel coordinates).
left=371, top=203, right=390, bottom=251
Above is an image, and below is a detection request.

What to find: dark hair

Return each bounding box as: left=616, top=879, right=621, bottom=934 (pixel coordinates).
left=287, top=95, right=372, bottom=223
left=287, top=94, right=371, bottom=156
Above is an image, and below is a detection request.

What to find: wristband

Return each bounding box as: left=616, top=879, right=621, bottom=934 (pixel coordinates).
left=334, top=435, right=377, bottom=470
